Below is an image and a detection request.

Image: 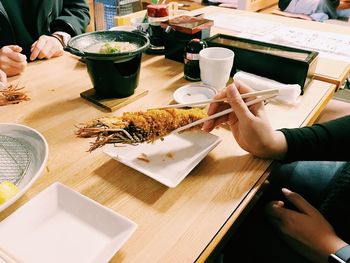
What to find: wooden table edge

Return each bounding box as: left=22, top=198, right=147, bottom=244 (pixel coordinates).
left=303, top=83, right=337, bottom=126
left=195, top=162, right=273, bottom=262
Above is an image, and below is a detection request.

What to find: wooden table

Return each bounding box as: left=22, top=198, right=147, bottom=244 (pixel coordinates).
left=0, top=47, right=335, bottom=262
left=315, top=57, right=350, bottom=90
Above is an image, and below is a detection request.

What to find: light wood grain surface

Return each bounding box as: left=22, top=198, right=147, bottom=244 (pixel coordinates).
left=315, top=57, right=350, bottom=90
left=0, top=6, right=338, bottom=263
left=0, top=52, right=334, bottom=263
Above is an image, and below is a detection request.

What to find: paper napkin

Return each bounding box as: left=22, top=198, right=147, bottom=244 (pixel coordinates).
left=233, top=71, right=301, bottom=104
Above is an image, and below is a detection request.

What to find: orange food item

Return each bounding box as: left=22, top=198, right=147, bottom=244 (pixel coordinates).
left=76, top=108, right=207, bottom=152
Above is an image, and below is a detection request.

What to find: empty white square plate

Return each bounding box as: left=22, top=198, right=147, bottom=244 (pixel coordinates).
left=104, top=130, right=222, bottom=187
left=0, top=182, right=137, bottom=263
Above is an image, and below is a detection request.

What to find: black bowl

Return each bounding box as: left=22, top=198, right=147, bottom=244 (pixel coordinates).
left=65, top=31, right=150, bottom=98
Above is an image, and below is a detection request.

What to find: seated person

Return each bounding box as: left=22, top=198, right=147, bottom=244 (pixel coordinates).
left=0, top=0, right=90, bottom=77
left=203, top=83, right=350, bottom=263
left=279, top=0, right=350, bottom=21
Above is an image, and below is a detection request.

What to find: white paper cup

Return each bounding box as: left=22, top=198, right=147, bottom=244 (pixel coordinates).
left=199, top=47, right=234, bottom=92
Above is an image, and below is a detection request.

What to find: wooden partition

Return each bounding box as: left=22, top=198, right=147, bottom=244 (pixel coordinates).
left=237, top=0, right=277, bottom=11
left=86, top=0, right=95, bottom=32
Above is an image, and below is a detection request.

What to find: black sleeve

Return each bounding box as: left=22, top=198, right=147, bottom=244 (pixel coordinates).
left=280, top=115, right=350, bottom=162
left=50, top=0, right=91, bottom=36
left=278, top=0, right=292, bottom=10
left=329, top=0, right=340, bottom=7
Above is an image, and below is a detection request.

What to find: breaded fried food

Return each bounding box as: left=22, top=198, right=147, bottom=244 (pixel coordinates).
left=76, top=108, right=207, bottom=152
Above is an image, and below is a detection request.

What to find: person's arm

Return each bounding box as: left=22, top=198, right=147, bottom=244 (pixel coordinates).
left=0, top=69, right=7, bottom=87
left=203, top=82, right=350, bottom=161
left=330, top=0, right=340, bottom=8
left=30, top=35, right=64, bottom=61
left=30, top=0, right=90, bottom=61
left=49, top=0, right=91, bottom=37
left=266, top=188, right=348, bottom=263
left=280, top=115, right=350, bottom=161
left=202, top=82, right=288, bottom=159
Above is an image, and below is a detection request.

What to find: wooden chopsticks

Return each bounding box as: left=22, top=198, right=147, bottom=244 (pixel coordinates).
left=170, top=89, right=279, bottom=134
left=159, top=88, right=279, bottom=109
left=0, top=246, right=20, bottom=263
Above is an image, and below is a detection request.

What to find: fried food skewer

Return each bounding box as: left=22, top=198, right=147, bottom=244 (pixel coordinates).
left=76, top=108, right=207, bottom=152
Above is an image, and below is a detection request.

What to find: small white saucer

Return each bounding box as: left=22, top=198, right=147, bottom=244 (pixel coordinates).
left=173, top=83, right=217, bottom=106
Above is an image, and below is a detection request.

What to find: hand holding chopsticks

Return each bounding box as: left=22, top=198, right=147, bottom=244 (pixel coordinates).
left=170, top=88, right=279, bottom=134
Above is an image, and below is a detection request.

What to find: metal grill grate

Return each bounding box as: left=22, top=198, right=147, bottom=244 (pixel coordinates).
left=0, top=135, right=31, bottom=185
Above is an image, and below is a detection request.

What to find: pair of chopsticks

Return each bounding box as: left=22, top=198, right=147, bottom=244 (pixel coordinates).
left=160, top=88, right=279, bottom=109
left=170, top=88, right=279, bottom=134
left=0, top=246, right=20, bottom=263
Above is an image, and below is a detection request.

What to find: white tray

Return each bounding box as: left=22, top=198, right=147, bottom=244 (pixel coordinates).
left=104, top=130, right=221, bottom=187
left=0, top=182, right=137, bottom=263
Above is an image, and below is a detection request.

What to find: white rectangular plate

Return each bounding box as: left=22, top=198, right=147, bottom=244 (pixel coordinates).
left=0, top=182, right=137, bottom=263
left=104, top=130, right=222, bottom=187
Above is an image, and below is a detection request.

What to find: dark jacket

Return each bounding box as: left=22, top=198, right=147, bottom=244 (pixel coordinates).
left=280, top=115, right=350, bottom=161
left=278, top=0, right=292, bottom=10
left=281, top=115, right=350, bottom=242
left=0, top=0, right=90, bottom=47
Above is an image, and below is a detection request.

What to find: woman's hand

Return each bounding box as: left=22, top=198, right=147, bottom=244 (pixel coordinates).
left=265, top=188, right=348, bottom=263
left=202, top=82, right=287, bottom=159
left=0, top=45, right=27, bottom=77
left=0, top=69, right=7, bottom=88
left=30, top=35, right=64, bottom=61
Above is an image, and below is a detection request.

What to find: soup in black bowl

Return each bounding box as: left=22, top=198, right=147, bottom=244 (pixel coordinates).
left=65, top=31, right=150, bottom=98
